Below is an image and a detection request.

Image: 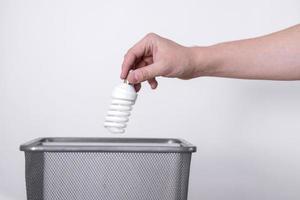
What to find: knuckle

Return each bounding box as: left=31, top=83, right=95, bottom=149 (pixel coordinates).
left=137, top=70, right=148, bottom=82
left=145, top=32, right=157, bottom=39
left=125, top=49, right=132, bottom=57
left=143, top=70, right=151, bottom=80
left=125, top=50, right=135, bottom=60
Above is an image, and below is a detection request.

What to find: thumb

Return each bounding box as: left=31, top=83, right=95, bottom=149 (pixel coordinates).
left=127, top=63, right=162, bottom=84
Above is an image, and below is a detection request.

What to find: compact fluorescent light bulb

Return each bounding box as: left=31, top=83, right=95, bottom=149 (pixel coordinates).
left=104, top=82, right=137, bottom=133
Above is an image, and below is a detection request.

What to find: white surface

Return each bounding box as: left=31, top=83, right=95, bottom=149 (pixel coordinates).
left=104, top=83, right=137, bottom=133
left=1, top=0, right=300, bottom=200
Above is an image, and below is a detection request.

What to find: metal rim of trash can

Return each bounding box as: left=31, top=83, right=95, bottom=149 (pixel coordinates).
left=20, top=137, right=197, bottom=153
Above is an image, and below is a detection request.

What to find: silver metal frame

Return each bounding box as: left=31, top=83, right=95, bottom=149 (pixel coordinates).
left=20, top=137, right=197, bottom=153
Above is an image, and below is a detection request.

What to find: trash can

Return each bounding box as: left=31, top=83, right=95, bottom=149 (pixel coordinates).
left=20, top=137, right=196, bottom=200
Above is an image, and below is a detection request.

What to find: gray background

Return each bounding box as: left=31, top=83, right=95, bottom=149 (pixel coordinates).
left=1, top=0, right=300, bottom=199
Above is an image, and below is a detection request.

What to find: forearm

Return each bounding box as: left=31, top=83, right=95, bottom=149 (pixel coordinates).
left=195, top=24, right=300, bottom=80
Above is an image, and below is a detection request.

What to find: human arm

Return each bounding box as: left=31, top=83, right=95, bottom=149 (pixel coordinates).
left=121, top=24, right=300, bottom=91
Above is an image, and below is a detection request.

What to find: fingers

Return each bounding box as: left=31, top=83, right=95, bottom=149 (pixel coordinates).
left=148, top=78, right=158, bottom=89
left=121, top=33, right=161, bottom=90
left=134, top=83, right=141, bottom=92
left=121, top=37, right=149, bottom=79
left=131, top=57, right=157, bottom=90
left=121, top=52, right=137, bottom=79
left=121, top=33, right=158, bottom=79
left=127, top=62, right=162, bottom=84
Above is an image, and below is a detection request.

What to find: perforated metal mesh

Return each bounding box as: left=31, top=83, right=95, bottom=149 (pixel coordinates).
left=24, top=152, right=192, bottom=200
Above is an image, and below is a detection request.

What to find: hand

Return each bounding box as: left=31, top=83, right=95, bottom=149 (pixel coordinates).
left=121, top=33, right=206, bottom=91
left=121, top=25, right=300, bottom=92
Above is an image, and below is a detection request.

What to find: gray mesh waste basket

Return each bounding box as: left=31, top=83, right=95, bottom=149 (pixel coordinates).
left=20, top=137, right=196, bottom=200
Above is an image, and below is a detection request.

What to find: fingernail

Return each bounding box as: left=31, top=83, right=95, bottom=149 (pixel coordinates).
left=151, top=83, right=157, bottom=89
left=125, top=71, right=133, bottom=83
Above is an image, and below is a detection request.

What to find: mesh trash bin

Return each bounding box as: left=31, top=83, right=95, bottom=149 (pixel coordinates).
left=20, top=137, right=196, bottom=200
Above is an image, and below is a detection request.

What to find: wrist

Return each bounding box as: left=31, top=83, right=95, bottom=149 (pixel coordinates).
left=189, top=44, right=225, bottom=77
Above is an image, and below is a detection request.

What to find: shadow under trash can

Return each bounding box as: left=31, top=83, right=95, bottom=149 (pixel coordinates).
left=20, top=137, right=196, bottom=200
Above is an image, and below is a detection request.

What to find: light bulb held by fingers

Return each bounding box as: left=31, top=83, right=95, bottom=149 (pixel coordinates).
left=104, top=80, right=138, bottom=134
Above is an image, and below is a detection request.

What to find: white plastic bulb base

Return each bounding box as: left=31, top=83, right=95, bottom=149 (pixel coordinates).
left=104, top=83, right=137, bottom=134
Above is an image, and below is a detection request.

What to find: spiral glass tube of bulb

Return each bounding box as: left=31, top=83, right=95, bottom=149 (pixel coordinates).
left=104, top=83, right=137, bottom=133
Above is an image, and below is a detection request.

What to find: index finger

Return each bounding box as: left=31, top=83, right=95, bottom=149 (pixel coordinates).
left=120, top=35, right=150, bottom=79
